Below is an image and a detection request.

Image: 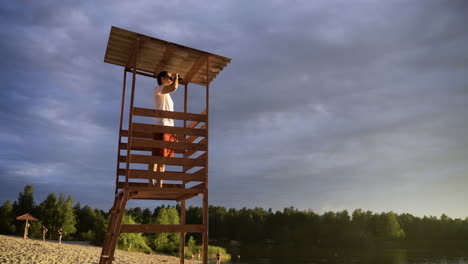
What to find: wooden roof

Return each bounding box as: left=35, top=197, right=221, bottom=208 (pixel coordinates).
left=104, top=26, right=231, bottom=86
left=16, top=213, right=38, bottom=221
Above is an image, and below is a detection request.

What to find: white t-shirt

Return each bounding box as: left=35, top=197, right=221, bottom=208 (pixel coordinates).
left=153, top=85, right=174, bottom=126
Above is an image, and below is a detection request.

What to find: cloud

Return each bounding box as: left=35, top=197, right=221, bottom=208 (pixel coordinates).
left=0, top=0, right=467, bottom=218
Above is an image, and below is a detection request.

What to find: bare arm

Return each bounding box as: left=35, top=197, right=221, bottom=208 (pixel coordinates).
left=161, top=73, right=179, bottom=94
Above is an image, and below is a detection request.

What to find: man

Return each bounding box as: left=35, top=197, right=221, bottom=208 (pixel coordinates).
left=42, top=225, right=48, bottom=241
left=151, top=71, right=179, bottom=187
left=23, top=222, right=30, bottom=240
left=58, top=228, right=63, bottom=244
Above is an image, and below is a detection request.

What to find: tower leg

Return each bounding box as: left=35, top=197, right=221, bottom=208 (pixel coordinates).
left=179, top=200, right=186, bottom=264
left=99, top=190, right=129, bottom=264
left=202, top=193, right=208, bottom=264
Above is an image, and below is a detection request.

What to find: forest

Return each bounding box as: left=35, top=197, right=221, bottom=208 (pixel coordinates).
left=1, top=185, right=468, bottom=256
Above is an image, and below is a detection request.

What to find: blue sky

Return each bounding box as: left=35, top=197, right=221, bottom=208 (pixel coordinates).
left=1, top=0, right=467, bottom=218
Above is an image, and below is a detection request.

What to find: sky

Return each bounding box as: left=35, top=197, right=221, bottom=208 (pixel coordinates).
left=1, top=0, right=467, bottom=219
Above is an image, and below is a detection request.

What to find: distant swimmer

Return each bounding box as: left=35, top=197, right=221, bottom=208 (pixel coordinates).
left=216, top=249, right=222, bottom=264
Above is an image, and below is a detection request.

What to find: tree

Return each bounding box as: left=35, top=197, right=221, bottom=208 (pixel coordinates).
left=127, top=207, right=143, bottom=223
left=375, top=212, right=405, bottom=240
left=38, top=193, right=59, bottom=239
left=142, top=208, right=152, bottom=224
left=91, top=209, right=108, bottom=246
left=56, top=193, right=77, bottom=238
left=15, top=185, right=35, bottom=215
left=37, top=192, right=76, bottom=239
left=75, top=205, right=97, bottom=240
left=148, top=207, right=180, bottom=255
left=0, top=200, right=15, bottom=234
left=13, top=185, right=36, bottom=235
left=118, top=214, right=152, bottom=253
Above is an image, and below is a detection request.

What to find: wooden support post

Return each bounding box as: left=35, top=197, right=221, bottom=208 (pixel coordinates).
left=125, top=37, right=140, bottom=187
left=100, top=191, right=128, bottom=264
left=115, top=69, right=127, bottom=195
left=179, top=200, right=186, bottom=264
left=202, top=56, right=210, bottom=264
left=107, top=191, right=129, bottom=263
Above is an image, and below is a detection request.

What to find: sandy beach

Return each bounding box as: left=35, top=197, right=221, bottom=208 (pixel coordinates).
left=0, top=234, right=185, bottom=264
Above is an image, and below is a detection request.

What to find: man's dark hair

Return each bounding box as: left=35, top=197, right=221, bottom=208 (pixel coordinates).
left=157, top=71, right=168, bottom=85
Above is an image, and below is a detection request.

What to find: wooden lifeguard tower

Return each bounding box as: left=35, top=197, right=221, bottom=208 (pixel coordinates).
left=99, top=26, right=231, bottom=264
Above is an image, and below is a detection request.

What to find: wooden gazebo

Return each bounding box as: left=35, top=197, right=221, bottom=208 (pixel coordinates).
left=99, top=27, right=231, bottom=264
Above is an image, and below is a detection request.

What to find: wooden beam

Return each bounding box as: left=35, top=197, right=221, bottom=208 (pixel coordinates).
left=117, top=182, right=184, bottom=189
left=133, top=107, right=207, bottom=122
left=125, top=38, right=143, bottom=69
left=176, top=193, right=199, bottom=202
left=120, top=155, right=206, bottom=167
left=181, top=55, right=207, bottom=85
left=185, top=138, right=208, bottom=158
left=132, top=123, right=206, bottom=137
left=131, top=138, right=206, bottom=152
left=187, top=109, right=207, bottom=129
left=183, top=153, right=207, bottom=172
left=125, top=68, right=157, bottom=79
left=180, top=200, right=186, bottom=264
left=126, top=187, right=205, bottom=195
left=120, top=224, right=204, bottom=233
left=119, top=143, right=185, bottom=154
left=153, top=44, right=175, bottom=76
left=118, top=169, right=206, bottom=182
left=186, top=125, right=207, bottom=143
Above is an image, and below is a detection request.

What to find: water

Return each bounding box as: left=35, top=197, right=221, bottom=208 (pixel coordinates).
left=217, top=243, right=468, bottom=264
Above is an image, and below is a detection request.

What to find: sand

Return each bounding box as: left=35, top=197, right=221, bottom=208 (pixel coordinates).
left=0, top=234, right=187, bottom=264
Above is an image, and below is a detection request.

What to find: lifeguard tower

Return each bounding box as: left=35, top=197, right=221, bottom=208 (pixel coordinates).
left=99, top=26, right=231, bottom=264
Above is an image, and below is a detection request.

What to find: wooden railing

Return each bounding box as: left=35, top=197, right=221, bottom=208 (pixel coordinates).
left=116, top=107, right=207, bottom=196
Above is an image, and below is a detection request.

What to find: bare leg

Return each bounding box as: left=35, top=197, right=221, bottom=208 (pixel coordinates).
left=151, top=164, right=158, bottom=186
left=159, top=164, right=165, bottom=188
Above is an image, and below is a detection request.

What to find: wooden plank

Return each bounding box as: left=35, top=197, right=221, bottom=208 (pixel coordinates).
left=186, top=125, right=207, bottom=143
left=119, top=143, right=185, bottom=154
left=188, top=183, right=205, bottom=189
left=125, top=169, right=206, bottom=181
left=181, top=55, right=207, bottom=85
left=124, top=68, right=157, bottom=79
left=184, top=138, right=208, bottom=158
left=121, top=130, right=153, bottom=139
left=125, top=38, right=141, bottom=68
left=118, top=168, right=206, bottom=178
left=133, top=107, right=207, bottom=122
left=187, top=109, right=207, bottom=128
left=132, top=123, right=206, bottom=137
left=120, top=224, right=204, bottom=233
left=126, top=186, right=205, bottom=194
left=153, top=44, right=176, bottom=76
left=116, top=182, right=184, bottom=189
left=176, top=193, right=199, bottom=202
left=183, top=153, right=207, bottom=172
left=127, top=155, right=206, bottom=166
left=131, top=138, right=206, bottom=152
left=120, top=112, right=207, bottom=137
left=117, top=182, right=180, bottom=188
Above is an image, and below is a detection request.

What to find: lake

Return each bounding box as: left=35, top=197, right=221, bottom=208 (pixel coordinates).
left=214, top=243, right=468, bottom=264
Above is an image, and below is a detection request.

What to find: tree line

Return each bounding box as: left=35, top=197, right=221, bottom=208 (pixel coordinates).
left=1, top=185, right=468, bottom=255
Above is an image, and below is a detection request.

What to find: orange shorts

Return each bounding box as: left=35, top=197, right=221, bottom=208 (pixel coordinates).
left=152, top=133, right=175, bottom=157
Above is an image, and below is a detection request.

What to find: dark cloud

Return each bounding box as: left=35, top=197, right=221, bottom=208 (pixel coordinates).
left=1, top=0, right=467, bottom=218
